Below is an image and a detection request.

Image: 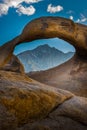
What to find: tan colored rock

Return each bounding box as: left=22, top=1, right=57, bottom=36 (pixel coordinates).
left=0, top=17, right=87, bottom=130
left=0, top=55, right=24, bottom=73
left=0, top=70, right=73, bottom=129
left=0, top=17, right=87, bottom=98
left=0, top=71, right=87, bottom=129
left=0, top=17, right=87, bottom=68
left=0, top=105, right=17, bottom=130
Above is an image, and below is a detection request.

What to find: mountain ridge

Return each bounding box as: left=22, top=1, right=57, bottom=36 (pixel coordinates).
left=17, top=44, right=74, bottom=72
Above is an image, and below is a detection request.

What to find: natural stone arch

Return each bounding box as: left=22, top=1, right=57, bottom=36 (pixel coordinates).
left=0, top=16, right=87, bottom=69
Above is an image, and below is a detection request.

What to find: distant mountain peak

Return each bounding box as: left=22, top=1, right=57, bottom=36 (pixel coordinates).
left=17, top=44, right=74, bottom=72
left=39, top=44, right=50, bottom=48
left=35, top=44, right=53, bottom=50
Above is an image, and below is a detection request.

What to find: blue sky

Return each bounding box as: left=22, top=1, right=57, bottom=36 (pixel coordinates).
left=0, top=0, right=87, bottom=54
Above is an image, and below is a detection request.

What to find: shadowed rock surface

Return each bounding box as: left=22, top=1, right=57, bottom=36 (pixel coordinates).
left=0, top=16, right=87, bottom=130
left=28, top=54, right=87, bottom=97
left=0, top=70, right=87, bottom=130
left=18, top=117, right=87, bottom=130
left=0, top=55, right=24, bottom=73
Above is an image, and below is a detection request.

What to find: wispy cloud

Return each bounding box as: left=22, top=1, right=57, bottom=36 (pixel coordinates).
left=76, top=14, right=87, bottom=23
left=66, top=10, right=74, bottom=14
left=47, top=4, right=63, bottom=13
left=0, top=0, right=42, bottom=16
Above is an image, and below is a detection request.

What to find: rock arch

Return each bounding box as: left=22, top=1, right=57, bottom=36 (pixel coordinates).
left=0, top=17, right=87, bottom=130
left=0, top=16, right=87, bottom=69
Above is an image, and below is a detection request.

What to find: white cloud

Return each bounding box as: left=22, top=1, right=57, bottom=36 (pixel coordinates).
left=69, top=16, right=73, bottom=20
left=47, top=4, right=63, bottom=13
left=76, top=14, right=87, bottom=23
left=24, top=0, right=42, bottom=4
left=16, top=5, right=36, bottom=16
left=0, top=3, right=9, bottom=16
left=0, top=0, right=42, bottom=16
left=4, top=0, right=42, bottom=7
left=81, top=18, right=87, bottom=22
left=76, top=19, right=80, bottom=23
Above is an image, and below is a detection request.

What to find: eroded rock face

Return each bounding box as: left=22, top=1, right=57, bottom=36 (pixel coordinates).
left=0, top=17, right=87, bottom=68
left=0, top=71, right=87, bottom=130
left=49, top=96, right=87, bottom=125
left=0, top=70, right=73, bottom=129
left=0, top=17, right=87, bottom=130
left=0, top=55, right=24, bottom=73
left=18, top=117, right=87, bottom=130
left=29, top=54, right=87, bottom=97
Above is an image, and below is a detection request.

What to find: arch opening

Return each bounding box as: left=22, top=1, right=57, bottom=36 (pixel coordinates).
left=14, top=38, right=75, bottom=73
left=0, top=16, right=87, bottom=73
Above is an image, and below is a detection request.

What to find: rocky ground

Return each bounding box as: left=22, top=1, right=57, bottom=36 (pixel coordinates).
left=0, top=70, right=87, bottom=130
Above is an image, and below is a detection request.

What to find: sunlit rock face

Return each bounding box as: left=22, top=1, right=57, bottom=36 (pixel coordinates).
left=0, top=70, right=73, bottom=129
left=0, top=17, right=87, bottom=130
left=0, top=17, right=87, bottom=68
left=0, top=70, right=87, bottom=130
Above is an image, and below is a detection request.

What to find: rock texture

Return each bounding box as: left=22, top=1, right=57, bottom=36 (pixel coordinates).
left=0, top=17, right=87, bottom=67
left=0, top=16, right=87, bottom=130
left=0, top=55, right=24, bottom=73
left=29, top=54, right=87, bottom=97
left=0, top=71, right=87, bottom=130
left=0, top=71, right=71, bottom=129
left=18, top=117, right=87, bottom=130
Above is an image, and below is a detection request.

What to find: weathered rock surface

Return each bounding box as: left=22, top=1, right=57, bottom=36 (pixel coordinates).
left=0, top=71, right=87, bottom=130
left=0, top=55, right=24, bottom=73
left=29, top=54, right=87, bottom=97
left=0, top=70, right=73, bottom=129
left=49, top=96, right=87, bottom=125
left=0, top=17, right=87, bottom=130
left=0, top=17, right=87, bottom=68
left=0, top=16, right=87, bottom=97
left=17, top=117, right=87, bottom=130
